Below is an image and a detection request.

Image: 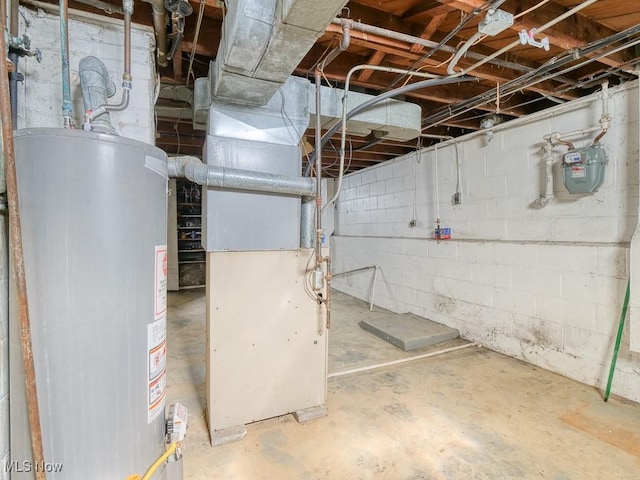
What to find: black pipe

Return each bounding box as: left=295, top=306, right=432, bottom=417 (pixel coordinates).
left=8, top=52, right=18, bottom=126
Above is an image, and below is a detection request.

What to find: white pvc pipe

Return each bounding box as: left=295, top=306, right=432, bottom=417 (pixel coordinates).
left=332, top=265, right=380, bottom=311
left=543, top=80, right=611, bottom=143
left=544, top=126, right=601, bottom=142
left=369, top=266, right=378, bottom=312
left=419, top=134, right=453, bottom=140
left=328, top=342, right=480, bottom=378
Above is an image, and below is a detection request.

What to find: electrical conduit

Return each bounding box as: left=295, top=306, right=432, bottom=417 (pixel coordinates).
left=451, top=0, right=600, bottom=79
left=126, top=442, right=178, bottom=480
left=59, top=0, right=73, bottom=127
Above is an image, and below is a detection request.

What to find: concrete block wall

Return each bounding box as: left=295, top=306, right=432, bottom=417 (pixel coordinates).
left=331, top=81, right=640, bottom=403
left=17, top=6, right=156, bottom=143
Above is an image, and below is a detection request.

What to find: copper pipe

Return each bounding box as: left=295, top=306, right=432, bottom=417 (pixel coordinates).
left=314, top=69, right=322, bottom=264
left=593, top=129, right=608, bottom=144
left=324, top=256, right=332, bottom=329
left=0, top=13, right=47, bottom=480
left=124, top=5, right=131, bottom=76
left=556, top=138, right=575, bottom=150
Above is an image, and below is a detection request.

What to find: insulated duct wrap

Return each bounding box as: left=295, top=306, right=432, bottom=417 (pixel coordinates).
left=78, top=56, right=116, bottom=132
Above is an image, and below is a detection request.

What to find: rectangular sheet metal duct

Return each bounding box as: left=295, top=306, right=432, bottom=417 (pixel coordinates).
left=212, top=0, right=348, bottom=106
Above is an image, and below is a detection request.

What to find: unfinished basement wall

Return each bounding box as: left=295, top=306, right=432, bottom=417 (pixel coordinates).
left=16, top=5, right=157, bottom=142
left=0, top=7, right=156, bottom=476
left=331, top=81, right=640, bottom=403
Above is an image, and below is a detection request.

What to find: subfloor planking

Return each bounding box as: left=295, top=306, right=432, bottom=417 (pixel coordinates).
left=166, top=290, right=640, bottom=480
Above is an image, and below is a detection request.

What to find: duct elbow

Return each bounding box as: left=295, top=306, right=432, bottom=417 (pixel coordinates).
left=167, top=155, right=203, bottom=178
left=79, top=56, right=117, bottom=132
left=340, top=23, right=351, bottom=50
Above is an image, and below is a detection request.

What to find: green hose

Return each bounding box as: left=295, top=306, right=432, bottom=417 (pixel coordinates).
left=604, top=278, right=630, bottom=402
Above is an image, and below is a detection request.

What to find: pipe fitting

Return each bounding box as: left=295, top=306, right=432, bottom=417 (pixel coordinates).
left=123, top=0, right=134, bottom=14
left=143, top=0, right=169, bottom=68
left=340, top=22, right=351, bottom=50
left=79, top=56, right=117, bottom=133
left=544, top=132, right=574, bottom=150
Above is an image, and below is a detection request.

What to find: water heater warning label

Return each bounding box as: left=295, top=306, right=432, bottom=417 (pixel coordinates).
left=147, top=316, right=167, bottom=423
left=155, top=245, right=168, bottom=321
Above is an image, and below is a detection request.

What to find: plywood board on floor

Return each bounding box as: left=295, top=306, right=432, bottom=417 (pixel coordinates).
left=360, top=312, right=459, bottom=351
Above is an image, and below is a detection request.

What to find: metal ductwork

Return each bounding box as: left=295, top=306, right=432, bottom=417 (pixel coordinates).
left=212, top=0, right=348, bottom=106
left=193, top=75, right=422, bottom=141
left=309, top=84, right=422, bottom=142
left=168, top=155, right=315, bottom=197
left=78, top=56, right=117, bottom=133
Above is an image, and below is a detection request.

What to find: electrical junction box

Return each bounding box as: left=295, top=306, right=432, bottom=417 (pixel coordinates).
left=435, top=227, right=451, bottom=240
left=561, top=144, right=608, bottom=194
left=478, top=9, right=514, bottom=36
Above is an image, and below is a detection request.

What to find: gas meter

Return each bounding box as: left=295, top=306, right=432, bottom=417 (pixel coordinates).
left=561, top=144, right=607, bottom=194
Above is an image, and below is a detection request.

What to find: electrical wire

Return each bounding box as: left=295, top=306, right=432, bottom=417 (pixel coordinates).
left=345, top=137, right=353, bottom=174
left=387, top=0, right=495, bottom=90
left=186, top=0, right=206, bottom=86
left=303, top=248, right=319, bottom=302
left=422, top=25, right=640, bottom=129
left=126, top=442, right=178, bottom=480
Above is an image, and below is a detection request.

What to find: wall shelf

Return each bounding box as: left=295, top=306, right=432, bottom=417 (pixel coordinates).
left=168, top=178, right=206, bottom=290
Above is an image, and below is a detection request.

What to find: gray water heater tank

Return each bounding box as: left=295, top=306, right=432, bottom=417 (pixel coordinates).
left=561, top=144, right=607, bottom=194
left=10, top=128, right=169, bottom=479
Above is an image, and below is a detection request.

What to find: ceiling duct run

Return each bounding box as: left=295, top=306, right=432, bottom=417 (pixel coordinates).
left=212, top=0, right=348, bottom=106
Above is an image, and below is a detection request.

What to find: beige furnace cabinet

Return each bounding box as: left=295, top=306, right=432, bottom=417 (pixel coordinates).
left=206, top=249, right=328, bottom=444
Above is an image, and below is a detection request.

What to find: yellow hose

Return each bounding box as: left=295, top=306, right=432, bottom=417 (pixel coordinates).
left=127, top=442, right=178, bottom=480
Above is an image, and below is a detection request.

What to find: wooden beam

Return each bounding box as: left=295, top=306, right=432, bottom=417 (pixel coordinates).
left=358, top=51, right=387, bottom=81
left=297, top=59, right=531, bottom=117
left=440, top=0, right=631, bottom=68
left=315, top=28, right=575, bottom=101
left=410, top=12, right=448, bottom=53
left=173, top=43, right=183, bottom=83
left=180, top=41, right=215, bottom=58
left=402, top=3, right=454, bottom=24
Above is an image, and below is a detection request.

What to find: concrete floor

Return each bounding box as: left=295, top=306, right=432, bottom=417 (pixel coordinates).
left=166, top=289, right=640, bottom=480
